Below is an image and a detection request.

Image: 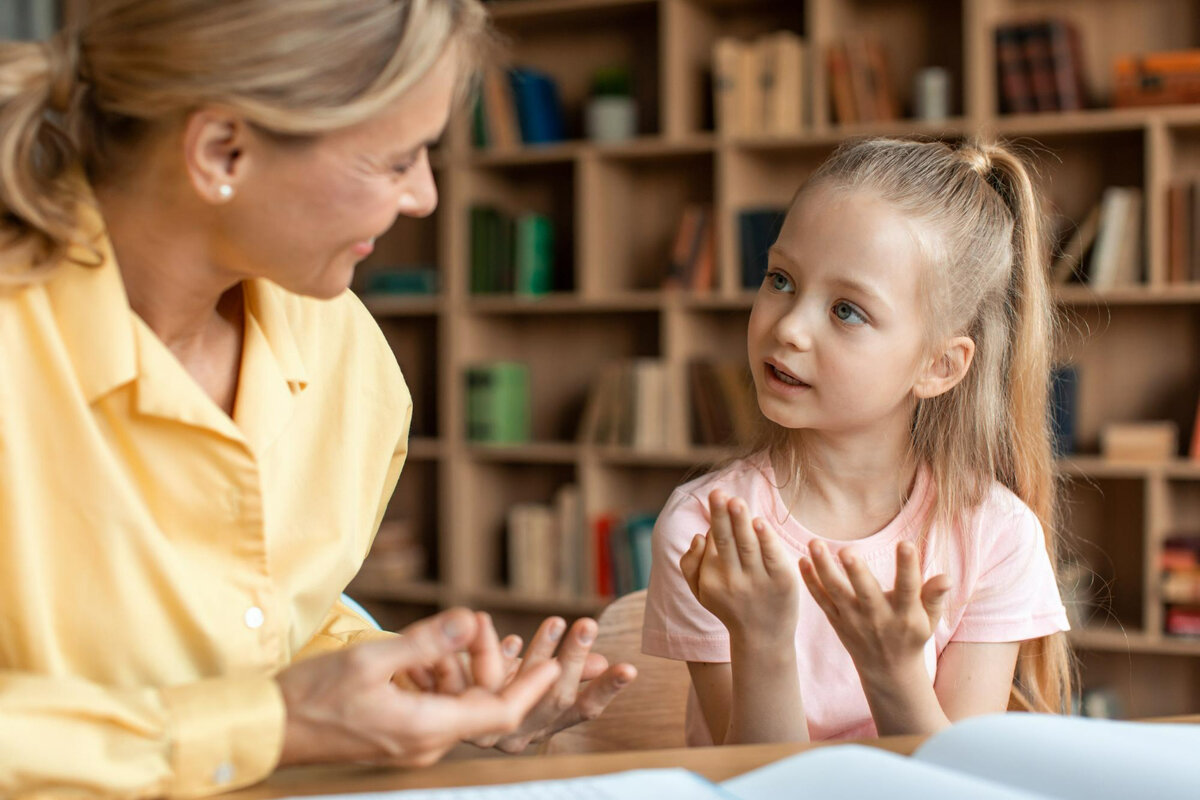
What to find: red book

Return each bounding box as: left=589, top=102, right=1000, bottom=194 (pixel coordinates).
left=1190, top=390, right=1200, bottom=460
left=1022, top=22, right=1059, bottom=112
left=592, top=512, right=617, bottom=598
left=1046, top=18, right=1087, bottom=111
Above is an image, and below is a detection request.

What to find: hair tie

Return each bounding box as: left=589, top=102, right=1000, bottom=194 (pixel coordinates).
left=43, top=30, right=80, bottom=113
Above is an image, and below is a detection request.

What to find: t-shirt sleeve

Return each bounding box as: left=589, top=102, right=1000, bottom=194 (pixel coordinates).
left=641, top=488, right=732, bottom=663
left=952, top=499, right=1070, bottom=643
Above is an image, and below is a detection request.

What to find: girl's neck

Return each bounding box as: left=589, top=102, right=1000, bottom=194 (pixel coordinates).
left=773, top=426, right=920, bottom=542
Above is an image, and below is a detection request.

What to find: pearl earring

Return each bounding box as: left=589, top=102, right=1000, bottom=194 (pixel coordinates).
left=217, top=184, right=234, bottom=200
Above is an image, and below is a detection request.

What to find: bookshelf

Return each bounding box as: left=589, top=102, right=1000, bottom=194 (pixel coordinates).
left=346, top=0, right=1200, bottom=720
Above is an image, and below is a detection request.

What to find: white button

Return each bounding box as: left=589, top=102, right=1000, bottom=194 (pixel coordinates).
left=244, top=606, right=264, bottom=629
left=212, top=761, right=235, bottom=785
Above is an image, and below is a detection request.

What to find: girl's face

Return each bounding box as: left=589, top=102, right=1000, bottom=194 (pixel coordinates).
left=747, top=185, right=933, bottom=440
left=218, top=47, right=457, bottom=299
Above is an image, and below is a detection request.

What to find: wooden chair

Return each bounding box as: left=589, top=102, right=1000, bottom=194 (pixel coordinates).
left=543, top=589, right=691, bottom=754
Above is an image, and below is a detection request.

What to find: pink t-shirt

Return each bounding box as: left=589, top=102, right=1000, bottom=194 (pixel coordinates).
left=641, top=453, right=1070, bottom=743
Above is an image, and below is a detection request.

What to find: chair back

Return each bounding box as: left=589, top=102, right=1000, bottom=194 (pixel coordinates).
left=543, top=589, right=690, bottom=753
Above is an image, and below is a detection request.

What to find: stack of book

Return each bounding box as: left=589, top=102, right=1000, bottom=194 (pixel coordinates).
left=361, top=518, right=428, bottom=582
left=474, top=65, right=566, bottom=149
left=505, top=484, right=585, bottom=597
left=688, top=359, right=758, bottom=447
left=1115, top=49, right=1200, bottom=108
left=465, top=361, right=530, bottom=445
left=994, top=18, right=1088, bottom=114
left=663, top=204, right=715, bottom=292
left=1050, top=187, right=1143, bottom=289
left=576, top=359, right=676, bottom=451
left=469, top=205, right=555, bottom=295
left=826, top=34, right=899, bottom=125
left=590, top=510, right=657, bottom=598
left=712, top=30, right=808, bottom=136
left=739, top=207, right=787, bottom=289
left=1165, top=181, right=1200, bottom=284
left=1162, top=534, right=1200, bottom=637
left=360, top=266, right=439, bottom=296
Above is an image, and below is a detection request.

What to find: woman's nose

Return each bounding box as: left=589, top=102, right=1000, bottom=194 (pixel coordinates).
left=397, top=155, right=438, bottom=218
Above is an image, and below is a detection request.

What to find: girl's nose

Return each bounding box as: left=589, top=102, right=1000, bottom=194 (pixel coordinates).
left=775, top=305, right=815, bottom=351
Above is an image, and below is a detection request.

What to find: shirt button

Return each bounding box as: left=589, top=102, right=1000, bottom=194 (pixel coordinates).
left=244, top=606, right=265, bottom=629
left=212, top=761, right=235, bottom=785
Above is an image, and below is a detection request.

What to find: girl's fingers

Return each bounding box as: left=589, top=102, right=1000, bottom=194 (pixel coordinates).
left=920, top=574, right=953, bottom=625
left=754, top=517, right=790, bottom=576
left=892, top=541, right=922, bottom=610
left=800, top=556, right=839, bottom=621
left=706, top=490, right=738, bottom=566
left=728, top=498, right=763, bottom=571
left=433, top=652, right=469, bottom=695
left=840, top=549, right=887, bottom=615
left=808, top=541, right=856, bottom=603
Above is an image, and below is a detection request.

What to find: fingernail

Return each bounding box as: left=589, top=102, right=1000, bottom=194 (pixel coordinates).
left=442, top=616, right=465, bottom=643
left=811, top=541, right=824, bottom=556
left=578, top=626, right=595, bottom=646
left=753, top=519, right=765, bottom=533
left=549, top=620, right=565, bottom=641
left=842, top=552, right=856, bottom=566
left=614, top=675, right=630, bottom=688
left=503, top=638, right=521, bottom=658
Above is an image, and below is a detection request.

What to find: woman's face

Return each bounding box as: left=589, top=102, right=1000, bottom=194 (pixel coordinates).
left=220, top=47, right=457, bottom=299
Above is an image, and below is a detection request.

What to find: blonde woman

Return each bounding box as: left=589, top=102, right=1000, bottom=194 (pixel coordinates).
left=0, top=1, right=634, bottom=795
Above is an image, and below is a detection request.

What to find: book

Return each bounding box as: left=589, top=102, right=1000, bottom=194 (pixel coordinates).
left=481, top=66, right=521, bottom=150
left=759, top=30, right=806, bottom=135
left=1191, top=389, right=1200, bottom=460
left=465, top=362, right=530, bottom=445
left=663, top=204, right=712, bottom=291
left=509, top=68, right=565, bottom=145
left=827, top=40, right=857, bottom=124
left=1049, top=364, right=1078, bottom=456
left=995, top=23, right=1035, bottom=114
left=1046, top=18, right=1088, bottom=111
left=1022, top=22, right=1059, bottom=112
left=1088, top=187, right=1142, bottom=290
left=1100, top=421, right=1178, bottom=462
left=513, top=213, right=554, bottom=296
left=712, top=37, right=749, bottom=136
left=1050, top=203, right=1101, bottom=284
left=738, top=208, right=787, bottom=289
left=291, top=714, right=1200, bottom=799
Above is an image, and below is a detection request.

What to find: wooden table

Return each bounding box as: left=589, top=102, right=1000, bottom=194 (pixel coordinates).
left=228, top=735, right=925, bottom=798
left=230, top=715, right=1200, bottom=798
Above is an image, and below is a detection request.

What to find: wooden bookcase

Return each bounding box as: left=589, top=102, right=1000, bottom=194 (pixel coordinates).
left=345, top=0, right=1200, bottom=719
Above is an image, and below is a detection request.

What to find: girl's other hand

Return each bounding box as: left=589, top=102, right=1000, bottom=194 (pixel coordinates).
left=800, top=540, right=951, bottom=685
left=680, top=490, right=800, bottom=646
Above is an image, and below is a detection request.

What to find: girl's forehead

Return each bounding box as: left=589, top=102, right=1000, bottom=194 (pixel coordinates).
left=782, top=187, right=926, bottom=272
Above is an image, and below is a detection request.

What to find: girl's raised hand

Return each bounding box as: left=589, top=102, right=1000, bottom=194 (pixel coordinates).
left=799, top=540, right=950, bottom=684
left=679, top=489, right=800, bottom=645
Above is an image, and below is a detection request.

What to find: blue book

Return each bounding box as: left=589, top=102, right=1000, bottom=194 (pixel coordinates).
left=1050, top=364, right=1078, bottom=456
left=510, top=67, right=565, bottom=145
left=739, top=208, right=787, bottom=289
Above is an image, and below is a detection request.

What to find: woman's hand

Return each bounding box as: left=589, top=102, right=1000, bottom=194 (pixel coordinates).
left=276, top=608, right=561, bottom=768
left=800, top=539, right=950, bottom=685
left=679, top=490, right=800, bottom=647
left=409, top=613, right=638, bottom=753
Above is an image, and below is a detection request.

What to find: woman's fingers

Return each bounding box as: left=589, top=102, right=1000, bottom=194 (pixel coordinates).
left=468, top=611, right=506, bottom=691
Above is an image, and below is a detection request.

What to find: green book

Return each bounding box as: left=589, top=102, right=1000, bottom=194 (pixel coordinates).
left=514, top=213, right=554, bottom=296
left=465, top=362, right=530, bottom=444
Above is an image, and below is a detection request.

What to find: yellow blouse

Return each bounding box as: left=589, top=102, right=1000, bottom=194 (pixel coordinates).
left=0, top=212, right=410, bottom=797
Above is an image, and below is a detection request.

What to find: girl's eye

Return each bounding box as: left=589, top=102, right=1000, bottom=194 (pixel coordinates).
left=833, top=301, right=867, bottom=325
left=392, top=161, right=415, bottom=175
left=764, top=270, right=794, bottom=293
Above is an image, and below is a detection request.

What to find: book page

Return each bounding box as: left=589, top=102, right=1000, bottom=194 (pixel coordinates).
left=914, top=713, right=1200, bottom=800
left=279, top=768, right=736, bottom=800
left=721, top=745, right=1043, bottom=800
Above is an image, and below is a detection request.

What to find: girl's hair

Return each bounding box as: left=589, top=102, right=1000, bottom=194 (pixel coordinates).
left=0, top=0, right=491, bottom=282
left=754, top=137, right=1073, bottom=714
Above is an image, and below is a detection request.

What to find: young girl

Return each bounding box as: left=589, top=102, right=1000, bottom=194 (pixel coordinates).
left=642, top=138, right=1072, bottom=745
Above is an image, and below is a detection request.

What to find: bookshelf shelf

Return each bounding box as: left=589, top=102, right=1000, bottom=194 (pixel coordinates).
left=349, top=0, right=1200, bottom=718
left=466, top=442, right=582, bottom=463
left=362, top=294, right=443, bottom=317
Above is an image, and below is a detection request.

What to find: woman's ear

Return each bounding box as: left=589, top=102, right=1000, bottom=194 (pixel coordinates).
left=181, top=107, right=250, bottom=205
left=914, top=336, right=975, bottom=399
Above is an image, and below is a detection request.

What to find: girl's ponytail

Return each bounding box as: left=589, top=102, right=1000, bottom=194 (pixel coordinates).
left=971, top=142, right=1074, bottom=713
left=0, top=30, right=86, bottom=283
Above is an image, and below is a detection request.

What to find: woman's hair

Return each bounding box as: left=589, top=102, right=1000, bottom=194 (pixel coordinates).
left=753, top=137, right=1073, bottom=714
left=0, top=0, right=491, bottom=282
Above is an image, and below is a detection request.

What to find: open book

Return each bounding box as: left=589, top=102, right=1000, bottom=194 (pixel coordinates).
left=285, top=714, right=1199, bottom=800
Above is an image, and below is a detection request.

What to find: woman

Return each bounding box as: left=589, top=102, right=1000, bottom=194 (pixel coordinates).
left=0, top=1, right=634, bottom=796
